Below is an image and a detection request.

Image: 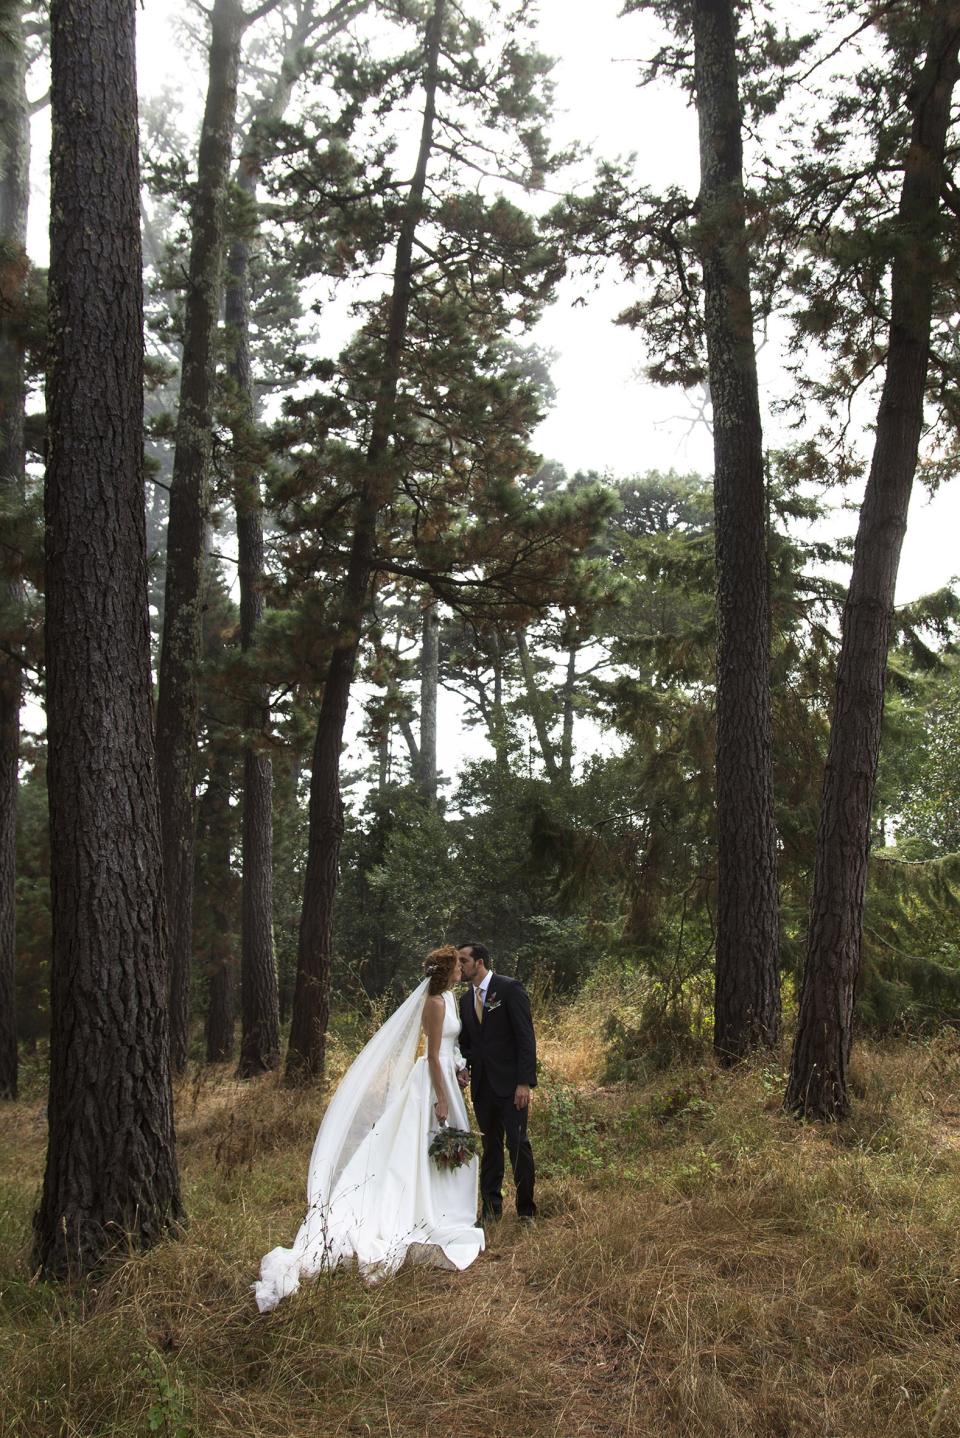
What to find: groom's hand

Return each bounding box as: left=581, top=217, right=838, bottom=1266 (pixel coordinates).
left=514, top=1084, right=531, bottom=1110
left=457, top=1067, right=470, bottom=1090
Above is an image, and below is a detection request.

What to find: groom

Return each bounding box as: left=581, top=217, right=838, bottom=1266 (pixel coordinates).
left=457, top=942, right=537, bottom=1221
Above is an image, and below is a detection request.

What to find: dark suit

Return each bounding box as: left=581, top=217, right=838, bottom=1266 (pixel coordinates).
left=459, top=973, right=537, bottom=1218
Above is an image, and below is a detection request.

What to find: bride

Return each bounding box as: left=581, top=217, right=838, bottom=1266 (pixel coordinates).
left=254, top=946, right=484, bottom=1311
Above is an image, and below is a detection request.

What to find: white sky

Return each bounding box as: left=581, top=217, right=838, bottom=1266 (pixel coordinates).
left=24, top=1, right=960, bottom=783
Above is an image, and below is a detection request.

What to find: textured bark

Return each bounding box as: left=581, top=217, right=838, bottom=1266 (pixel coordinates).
left=693, top=0, right=780, bottom=1060
left=156, top=0, right=243, bottom=1073
left=560, top=641, right=577, bottom=784
left=198, top=751, right=236, bottom=1063
left=419, top=600, right=439, bottom=805
left=35, top=0, right=182, bottom=1276
left=0, top=4, right=29, bottom=1101
left=490, top=632, right=509, bottom=769
left=226, top=170, right=279, bottom=1077
left=786, top=7, right=960, bottom=1120
left=399, top=714, right=419, bottom=772
left=286, top=0, right=445, bottom=1082
left=516, top=629, right=561, bottom=785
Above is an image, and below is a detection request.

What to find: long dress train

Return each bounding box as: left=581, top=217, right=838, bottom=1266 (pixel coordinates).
left=254, top=987, right=483, bottom=1311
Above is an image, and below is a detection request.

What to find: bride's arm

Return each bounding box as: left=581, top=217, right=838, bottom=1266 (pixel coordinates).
left=422, top=995, right=449, bottom=1124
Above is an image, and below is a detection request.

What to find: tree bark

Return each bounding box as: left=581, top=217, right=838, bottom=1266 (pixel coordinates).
left=786, top=6, right=960, bottom=1119
left=516, top=629, right=561, bottom=785
left=419, top=599, right=439, bottom=805
left=490, top=631, right=508, bottom=769
left=227, top=156, right=280, bottom=1077
left=35, top=0, right=182, bottom=1277
left=285, top=0, right=445, bottom=1082
left=0, top=2, right=29, bottom=1101
left=692, top=0, right=780, bottom=1061
left=197, top=748, right=236, bottom=1063
left=156, top=0, right=244, bottom=1073
left=560, top=639, right=577, bottom=784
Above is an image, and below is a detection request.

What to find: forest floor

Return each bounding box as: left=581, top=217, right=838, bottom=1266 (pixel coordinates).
left=3, top=1000, right=960, bottom=1438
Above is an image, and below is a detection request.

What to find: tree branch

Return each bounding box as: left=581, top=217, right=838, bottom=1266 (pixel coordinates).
left=243, top=0, right=284, bottom=24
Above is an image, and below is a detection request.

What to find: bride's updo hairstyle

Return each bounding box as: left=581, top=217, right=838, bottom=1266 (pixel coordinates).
left=423, top=945, right=460, bottom=996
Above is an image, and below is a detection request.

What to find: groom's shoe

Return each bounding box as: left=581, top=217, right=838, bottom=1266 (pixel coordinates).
left=481, top=1203, right=502, bottom=1224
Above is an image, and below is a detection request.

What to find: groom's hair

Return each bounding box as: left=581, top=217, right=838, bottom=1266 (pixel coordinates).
left=461, top=941, right=490, bottom=968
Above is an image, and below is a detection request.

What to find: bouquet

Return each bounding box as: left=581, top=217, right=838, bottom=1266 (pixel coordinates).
left=428, top=1121, right=480, bottom=1171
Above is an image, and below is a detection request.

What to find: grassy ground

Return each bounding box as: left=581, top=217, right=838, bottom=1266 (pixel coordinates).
left=3, top=1003, right=960, bottom=1438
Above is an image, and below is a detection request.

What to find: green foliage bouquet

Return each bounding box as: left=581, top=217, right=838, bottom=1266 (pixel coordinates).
left=428, top=1122, right=480, bottom=1171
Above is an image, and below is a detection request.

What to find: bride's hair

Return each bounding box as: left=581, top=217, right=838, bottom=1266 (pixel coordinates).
left=423, top=945, right=460, bottom=996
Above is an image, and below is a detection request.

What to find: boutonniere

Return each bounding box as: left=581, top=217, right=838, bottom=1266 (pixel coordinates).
left=484, top=995, right=503, bottom=1014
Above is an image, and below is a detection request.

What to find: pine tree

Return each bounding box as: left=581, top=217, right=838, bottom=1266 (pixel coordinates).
left=227, top=1, right=371, bottom=1077
left=35, top=0, right=182, bottom=1277
left=285, top=0, right=448, bottom=1081
left=156, top=0, right=282, bottom=1074
left=0, top=0, right=30, bottom=1100
left=691, top=0, right=780, bottom=1059
left=786, top=4, right=960, bottom=1119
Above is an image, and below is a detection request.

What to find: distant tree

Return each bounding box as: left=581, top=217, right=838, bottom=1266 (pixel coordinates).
left=226, top=0, right=372, bottom=1077
left=35, top=0, right=182, bottom=1277
left=196, top=744, right=239, bottom=1063
left=156, top=0, right=283, bottom=1074
left=896, top=661, right=960, bottom=856
left=284, top=0, right=449, bottom=1081
left=0, top=0, right=30, bottom=1100
left=560, top=0, right=788, bottom=1059
left=277, top=0, right=613, bottom=1080
left=787, top=3, right=960, bottom=1119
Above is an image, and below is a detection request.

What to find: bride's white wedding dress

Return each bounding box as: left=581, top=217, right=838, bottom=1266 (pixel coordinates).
left=254, top=983, right=484, bottom=1311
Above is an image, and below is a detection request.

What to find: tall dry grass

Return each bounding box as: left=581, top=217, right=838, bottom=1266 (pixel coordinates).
left=3, top=1000, right=960, bottom=1437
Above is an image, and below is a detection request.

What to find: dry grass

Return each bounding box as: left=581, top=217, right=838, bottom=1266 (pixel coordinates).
left=3, top=1010, right=960, bottom=1437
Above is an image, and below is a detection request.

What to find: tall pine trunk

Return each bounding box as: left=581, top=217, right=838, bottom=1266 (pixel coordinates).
left=227, top=166, right=280, bottom=1076
left=156, top=0, right=243, bottom=1073
left=692, top=0, right=780, bottom=1060
left=560, top=639, right=577, bottom=784
left=35, top=0, right=182, bottom=1276
left=786, top=7, right=960, bottom=1120
left=285, top=0, right=445, bottom=1082
left=0, top=3, right=29, bottom=1101
left=198, top=747, right=237, bottom=1063
left=419, top=599, right=439, bottom=805
left=516, top=629, right=561, bottom=785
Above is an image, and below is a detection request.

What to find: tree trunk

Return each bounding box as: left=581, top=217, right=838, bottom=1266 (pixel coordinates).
left=285, top=0, right=445, bottom=1083
left=156, top=0, right=243, bottom=1074
left=419, top=599, right=439, bottom=805
left=560, top=640, right=577, bottom=784
left=0, top=3, right=29, bottom=1102
left=692, top=0, right=780, bottom=1061
left=198, top=749, right=236, bottom=1063
left=786, top=7, right=960, bottom=1120
left=489, top=630, right=509, bottom=769
left=35, top=0, right=182, bottom=1277
left=399, top=713, right=419, bottom=773
left=227, top=159, right=280, bottom=1078
left=226, top=6, right=352, bottom=1076
left=516, top=629, right=561, bottom=785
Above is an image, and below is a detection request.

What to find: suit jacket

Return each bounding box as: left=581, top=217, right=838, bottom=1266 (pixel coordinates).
left=458, top=973, right=537, bottom=1100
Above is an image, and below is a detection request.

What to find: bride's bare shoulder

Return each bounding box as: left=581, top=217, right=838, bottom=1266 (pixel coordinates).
left=421, top=991, right=445, bottom=1018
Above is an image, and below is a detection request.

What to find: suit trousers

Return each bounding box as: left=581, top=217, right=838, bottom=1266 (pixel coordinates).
left=472, top=1074, right=536, bottom=1218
